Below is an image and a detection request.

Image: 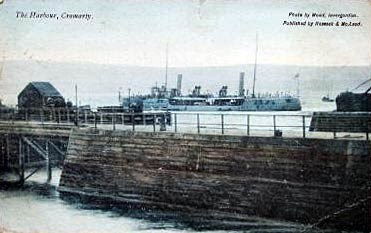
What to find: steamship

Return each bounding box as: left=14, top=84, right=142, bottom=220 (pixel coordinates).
left=122, top=72, right=301, bottom=112
left=122, top=36, right=301, bottom=112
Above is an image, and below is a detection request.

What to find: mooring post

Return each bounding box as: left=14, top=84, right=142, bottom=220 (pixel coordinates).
left=160, top=113, right=166, bottom=131
left=100, top=113, right=103, bottom=125
left=94, top=112, right=97, bottom=129
left=121, top=113, right=125, bottom=127
left=18, top=137, right=25, bottom=183
left=333, top=114, right=337, bottom=139
left=46, top=140, right=51, bottom=183
left=174, top=113, right=177, bottom=133
left=221, top=114, right=224, bottom=135
left=132, top=113, right=135, bottom=131
left=273, top=115, right=277, bottom=136
left=111, top=113, right=114, bottom=129
left=197, top=113, right=200, bottom=134
left=143, top=113, right=146, bottom=126
left=302, top=115, right=306, bottom=138
left=247, top=114, right=250, bottom=136
left=112, top=113, right=116, bottom=131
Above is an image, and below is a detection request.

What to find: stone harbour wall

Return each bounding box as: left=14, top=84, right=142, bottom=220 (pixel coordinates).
left=59, top=128, right=371, bottom=231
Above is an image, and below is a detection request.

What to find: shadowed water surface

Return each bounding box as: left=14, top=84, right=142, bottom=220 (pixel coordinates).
left=0, top=169, right=360, bottom=233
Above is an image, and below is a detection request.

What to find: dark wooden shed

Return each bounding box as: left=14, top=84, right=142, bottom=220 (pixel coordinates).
left=18, top=82, right=66, bottom=109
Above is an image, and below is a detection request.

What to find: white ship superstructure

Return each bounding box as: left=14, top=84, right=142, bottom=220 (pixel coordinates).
left=122, top=36, right=301, bottom=112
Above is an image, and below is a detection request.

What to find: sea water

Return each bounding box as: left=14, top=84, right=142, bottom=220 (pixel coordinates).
left=1, top=168, right=351, bottom=233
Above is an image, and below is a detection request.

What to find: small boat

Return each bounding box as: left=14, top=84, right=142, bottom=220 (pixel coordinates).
left=322, top=94, right=334, bottom=102
left=322, top=80, right=334, bottom=102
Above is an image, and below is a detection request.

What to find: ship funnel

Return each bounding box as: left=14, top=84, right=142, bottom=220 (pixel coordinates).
left=177, top=74, right=182, bottom=96
left=239, top=72, right=245, bottom=96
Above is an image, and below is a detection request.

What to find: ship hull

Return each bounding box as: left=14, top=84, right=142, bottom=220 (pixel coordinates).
left=164, top=97, right=301, bottom=111
left=137, top=96, right=301, bottom=112
left=167, top=105, right=241, bottom=111
left=241, top=97, right=301, bottom=111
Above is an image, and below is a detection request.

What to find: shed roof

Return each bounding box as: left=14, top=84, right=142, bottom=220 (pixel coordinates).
left=29, top=82, right=62, bottom=96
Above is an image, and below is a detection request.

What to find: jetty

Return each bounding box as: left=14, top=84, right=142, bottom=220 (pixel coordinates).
left=0, top=108, right=370, bottom=232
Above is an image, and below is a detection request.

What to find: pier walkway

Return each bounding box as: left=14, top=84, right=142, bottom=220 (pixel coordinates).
left=0, top=110, right=369, bottom=185
left=1, top=109, right=370, bottom=140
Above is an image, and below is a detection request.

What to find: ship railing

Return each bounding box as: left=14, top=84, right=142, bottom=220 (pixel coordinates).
left=2, top=107, right=369, bottom=140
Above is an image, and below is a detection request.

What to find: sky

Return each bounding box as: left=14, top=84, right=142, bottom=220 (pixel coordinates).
left=0, top=0, right=371, bottom=67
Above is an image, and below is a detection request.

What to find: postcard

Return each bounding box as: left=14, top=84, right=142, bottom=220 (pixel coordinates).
left=0, top=1, right=370, bottom=233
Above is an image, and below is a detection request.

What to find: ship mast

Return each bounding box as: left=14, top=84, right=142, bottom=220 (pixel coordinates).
left=252, top=33, right=258, bottom=98
left=0, top=57, right=3, bottom=104
left=294, top=73, right=300, bottom=97
left=0, top=56, right=4, bottom=79
left=164, top=42, right=169, bottom=90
